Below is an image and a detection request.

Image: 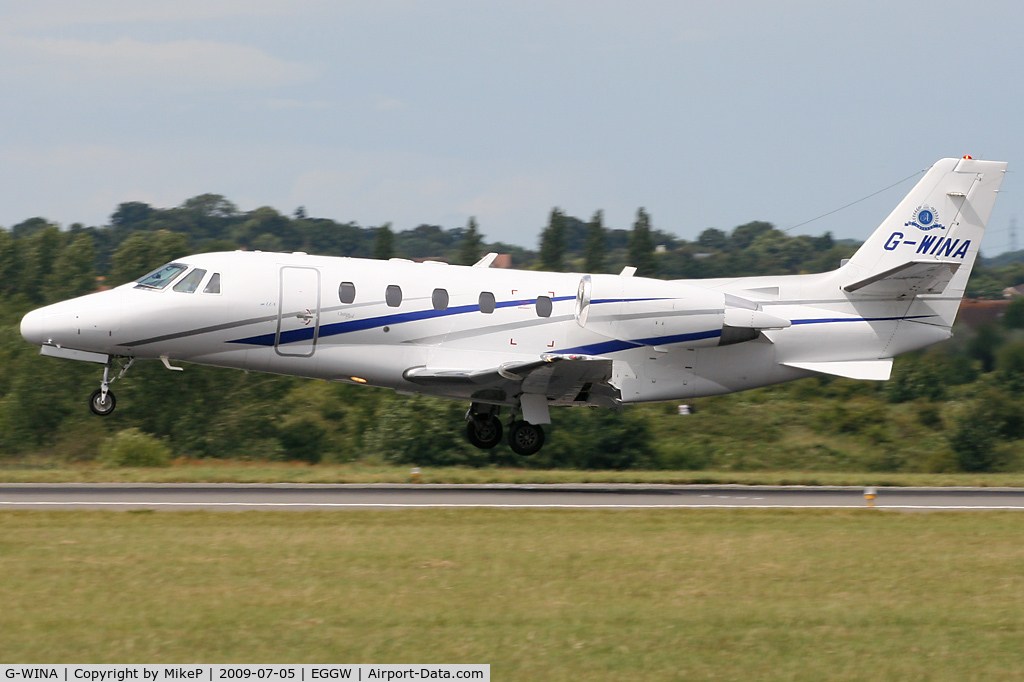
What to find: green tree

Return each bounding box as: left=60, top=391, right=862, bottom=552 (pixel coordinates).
left=10, top=217, right=53, bottom=239
left=584, top=210, right=606, bottom=273
left=235, top=207, right=300, bottom=251
left=628, top=207, right=656, bottom=277
left=22, top=224, right=64, bottom=303
left=948, top=413, right=998, bottom=472
left=458, top=217, right=483, bottom=265
left=0, top=229, right=23, bottom=299
left=373, top=223, right=394, bottom=260
left=364, top=394, right=488, bottom=466
left=110, top=231, right=189, bottom=286
left=730, top=221, right=774, bottom=250
left=995, top=341, right=1024, bottom=394
left=539, top=208, right=566, bottom=272
left=966, top=323, right=1004, bottom=373
left=1004, top=298, right=1024, bottom=329
left=110, top=202, right=155, bottom=230
left=182, top=194, right=238, bottom=220
left=697, top=228, right=728, bottom=251
left=45, top=233, right=96, bottom=302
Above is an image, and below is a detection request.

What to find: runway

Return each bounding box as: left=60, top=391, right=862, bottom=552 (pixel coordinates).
left=2, top=483, right=1024, bottom=510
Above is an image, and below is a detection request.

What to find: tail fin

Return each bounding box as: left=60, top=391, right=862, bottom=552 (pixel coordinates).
left=842, top=157, right=1007, bottom=325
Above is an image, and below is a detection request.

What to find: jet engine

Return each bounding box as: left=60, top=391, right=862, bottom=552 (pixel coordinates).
left=574, top=274, right=789, bottom=349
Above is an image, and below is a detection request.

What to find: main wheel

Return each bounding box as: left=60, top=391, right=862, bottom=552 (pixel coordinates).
left=89, top=389, right=116, bottom=416
left=507, top=420, right=545, bottom=456
left=466, top=415, right=503, bottom=449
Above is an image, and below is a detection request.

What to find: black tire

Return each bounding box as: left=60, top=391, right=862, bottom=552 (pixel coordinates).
left=466, top=415, right=503, bottom=449
left=507, top=420, right=545, bottom=456
left=89, top=389, right=116, bottom=416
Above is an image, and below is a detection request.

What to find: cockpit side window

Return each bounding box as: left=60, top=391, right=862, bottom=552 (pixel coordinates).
left=203, top=273, right=222, bottom=294
left=173, top=268, right=208, bottom=293
left=135, top=263, right=188, bottom=290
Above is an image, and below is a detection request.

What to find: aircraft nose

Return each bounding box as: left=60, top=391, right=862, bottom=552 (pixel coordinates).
left=20, top=307, right=47, bottom=346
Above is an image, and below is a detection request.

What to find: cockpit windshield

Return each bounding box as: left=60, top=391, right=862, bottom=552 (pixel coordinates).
left=135, top=263, right=188, bottom=290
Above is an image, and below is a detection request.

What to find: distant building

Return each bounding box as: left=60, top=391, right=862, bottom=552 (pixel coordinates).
left=958, top=298, right=1010, bottom=327
left=1003, top=284, right=1024, bottom=298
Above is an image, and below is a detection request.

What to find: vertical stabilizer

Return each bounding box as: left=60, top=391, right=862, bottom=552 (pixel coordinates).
left=843, top=157, right=1007, bottom=326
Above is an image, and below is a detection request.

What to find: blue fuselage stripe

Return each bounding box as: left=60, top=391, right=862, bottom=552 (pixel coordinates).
left=229, top=295, right=938, bottom=353
left=230, top=295, right=578, bottom=347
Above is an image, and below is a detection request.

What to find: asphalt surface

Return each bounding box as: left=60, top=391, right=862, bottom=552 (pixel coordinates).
left=2, top=483, right=1024, bottom=510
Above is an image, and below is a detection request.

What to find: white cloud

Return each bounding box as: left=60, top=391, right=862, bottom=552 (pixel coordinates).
left=2, top=36, right=317, bottom=91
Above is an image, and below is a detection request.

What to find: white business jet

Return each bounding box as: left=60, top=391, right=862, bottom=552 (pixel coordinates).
left=20, top=157, right=1006, bottom=455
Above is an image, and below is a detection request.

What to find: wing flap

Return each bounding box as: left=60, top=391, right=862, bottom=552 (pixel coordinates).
left=403, top=354, right=618, bottom=406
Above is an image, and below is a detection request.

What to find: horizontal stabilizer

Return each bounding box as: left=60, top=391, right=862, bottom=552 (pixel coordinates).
left=782, top=359, right=893, bottom=381
left=843, top=260, right=960, bottom=295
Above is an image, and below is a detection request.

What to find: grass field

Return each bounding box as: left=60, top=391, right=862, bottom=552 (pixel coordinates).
left=4, top=461, right=1024, bottom=487
left=2, top=509, right=1024, bottom=680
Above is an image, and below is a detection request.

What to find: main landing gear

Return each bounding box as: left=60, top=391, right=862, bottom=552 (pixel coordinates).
left=465, top=403, right=546, bottom=456
left=89, top=358, right=134, bottom=416
left=507, top=420, right=545, bottom=456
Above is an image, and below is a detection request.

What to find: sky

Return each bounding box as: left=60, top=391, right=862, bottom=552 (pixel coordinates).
left=1, top=1, right=1022, bottom=253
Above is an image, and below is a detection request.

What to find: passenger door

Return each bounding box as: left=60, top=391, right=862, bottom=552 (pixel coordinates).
left=276, top=266, right=321, bottom=357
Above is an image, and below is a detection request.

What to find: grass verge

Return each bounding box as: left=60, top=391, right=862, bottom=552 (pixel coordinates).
left=2, top=509, right=1024, bottom=680
left=2, top=461, right=1024, bottom=486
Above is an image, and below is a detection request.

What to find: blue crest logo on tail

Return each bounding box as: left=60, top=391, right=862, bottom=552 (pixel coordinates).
left=905, top=205, right=945, bottom=231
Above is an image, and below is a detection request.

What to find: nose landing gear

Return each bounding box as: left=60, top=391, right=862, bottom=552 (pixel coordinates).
left=89, top=357, right=134, bottom=416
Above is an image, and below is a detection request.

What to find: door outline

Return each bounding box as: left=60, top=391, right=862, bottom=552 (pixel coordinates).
left=275, top=266, right=321, bottom=357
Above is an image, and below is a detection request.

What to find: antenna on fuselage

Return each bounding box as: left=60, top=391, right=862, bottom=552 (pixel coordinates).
left=472, top=253, right=499, bottom=268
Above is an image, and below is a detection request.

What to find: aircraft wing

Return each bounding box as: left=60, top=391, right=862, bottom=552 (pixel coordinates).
left=843, top=260, right=961, bottom=296
left=403, top=353, right=620, bottom=408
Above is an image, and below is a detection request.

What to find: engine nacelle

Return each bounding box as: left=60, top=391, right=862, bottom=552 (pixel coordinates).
left=575, top=274, right=727, bottom=348
left=575, top=274, right=790, bottom=349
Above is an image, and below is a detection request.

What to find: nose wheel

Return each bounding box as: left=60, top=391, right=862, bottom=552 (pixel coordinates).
left=89, top=388, right=116, bottom=416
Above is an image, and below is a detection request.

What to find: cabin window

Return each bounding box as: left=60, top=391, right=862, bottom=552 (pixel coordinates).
left=479, top=291, right=496, bottom=314
left=535, top=295, right=552, bottom=318
left=203, top=273, right=221, bottom=294
left=172, top=268, right=207, bottom=293
left=432, top=288, right=449, bottom=311
left=386, top=285, right=403, bottom=307
left=135, top=263, right=187, bottom=290
left=339, top=281, right=356, bottom=304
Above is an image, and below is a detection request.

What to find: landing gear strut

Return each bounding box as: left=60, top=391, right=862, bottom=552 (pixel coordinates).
left=465, top=404, right=503, bottom=449
left=89, top=357, right=134, bottom=417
